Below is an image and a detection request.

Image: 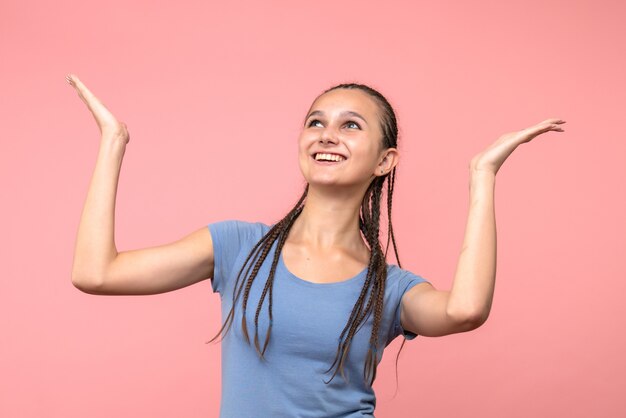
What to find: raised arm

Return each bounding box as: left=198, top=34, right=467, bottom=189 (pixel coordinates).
left=400, top=119, right=567, bottom=337
left=67, top=74, right=215, bottom=295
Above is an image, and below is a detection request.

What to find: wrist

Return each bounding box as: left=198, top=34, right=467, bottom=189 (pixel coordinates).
left=469, top=167, right=496, bottom=177
left=98, top=136, right=127, bottom=162
left=469, top=168, right=496, bottom=190
left=100, top=134, right=127, bottom=150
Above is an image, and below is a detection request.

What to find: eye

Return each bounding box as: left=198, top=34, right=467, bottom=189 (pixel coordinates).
left=308, top=119, right=323, bottom=128
left=345, top=121, right=361, bottom=129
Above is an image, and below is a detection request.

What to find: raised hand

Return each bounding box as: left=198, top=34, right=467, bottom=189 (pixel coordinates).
left=470, top=118, right=566, bottom=175
left=66, top=74, right=130, bottom=145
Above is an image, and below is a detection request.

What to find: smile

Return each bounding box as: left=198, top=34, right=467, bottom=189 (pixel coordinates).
left=314, top=153, right=346, bottom=162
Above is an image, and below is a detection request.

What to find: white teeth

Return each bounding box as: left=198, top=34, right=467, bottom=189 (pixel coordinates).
left=315, top=153, right=345, bottom=162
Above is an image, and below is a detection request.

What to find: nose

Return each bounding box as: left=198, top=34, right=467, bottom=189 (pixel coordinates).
left=320, top=126, right=338, bottom=144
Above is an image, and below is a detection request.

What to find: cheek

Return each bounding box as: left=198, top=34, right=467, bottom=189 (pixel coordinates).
left=350, top=142, right=380, bottom=164
left=297, top=140, right=310, bottom=167
left=297, top=132, right=308, bottom=147
left=297, top=133, right=317, bottom=155
left=297, top=142, right=309, bottom=161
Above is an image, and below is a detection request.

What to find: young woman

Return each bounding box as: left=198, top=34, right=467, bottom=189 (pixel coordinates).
left=67, top=73, right=565, bottom=417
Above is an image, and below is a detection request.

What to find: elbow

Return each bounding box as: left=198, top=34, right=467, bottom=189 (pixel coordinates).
left=446, top=304, right=490, bottom=332
left=71, top=273, right=105, bottom=294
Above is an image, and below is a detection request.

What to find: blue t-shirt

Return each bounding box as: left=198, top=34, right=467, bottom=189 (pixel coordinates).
left=207, top=220, right=429, bottom=418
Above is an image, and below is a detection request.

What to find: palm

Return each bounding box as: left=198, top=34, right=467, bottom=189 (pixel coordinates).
left=470, top=118, right=566, bottom=174
left=66, top=74, right=129, bottom=144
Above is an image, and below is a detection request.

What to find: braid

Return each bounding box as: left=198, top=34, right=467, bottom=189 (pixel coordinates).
left=205, top=185, right=308, bottom=346
left=323, top=176, right=388, bottom=386
left=385, top=167, right=400, bottom=265
left=204, top=225, right=278, bottom=343
left=240, top=227, right=280, bottom=343
left=252, top=205, right=302, bottom=358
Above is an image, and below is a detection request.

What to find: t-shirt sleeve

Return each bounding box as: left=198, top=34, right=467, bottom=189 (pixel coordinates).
left=207, top=220, right=257, bottom=296
left=393, top=271, right=430, bottom=341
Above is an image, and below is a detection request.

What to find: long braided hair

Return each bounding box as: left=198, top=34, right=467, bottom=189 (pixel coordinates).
left=207, top=83, right=409, bottom=388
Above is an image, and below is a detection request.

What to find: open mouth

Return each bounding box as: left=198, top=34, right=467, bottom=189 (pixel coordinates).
left=313, top=152, right=346, bottom=163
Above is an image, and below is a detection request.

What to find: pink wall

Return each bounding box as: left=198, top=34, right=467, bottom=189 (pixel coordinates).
left=2, top=0, right=625, bottom=417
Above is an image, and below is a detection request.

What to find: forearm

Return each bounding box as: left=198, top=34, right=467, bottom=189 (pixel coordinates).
left=71, top=137, right=126, bottom=286
left=446, top=169, right=497, bottom=326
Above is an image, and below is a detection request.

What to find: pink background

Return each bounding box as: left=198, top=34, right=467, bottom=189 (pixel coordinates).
left=2, top=0, right=625, bottom=417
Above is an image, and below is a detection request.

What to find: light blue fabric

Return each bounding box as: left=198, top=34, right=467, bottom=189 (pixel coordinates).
left=207, top=220, right=429, bottom=418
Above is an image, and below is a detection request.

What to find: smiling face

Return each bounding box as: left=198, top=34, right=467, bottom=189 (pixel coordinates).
left=298, top=88, right=398, bottom=191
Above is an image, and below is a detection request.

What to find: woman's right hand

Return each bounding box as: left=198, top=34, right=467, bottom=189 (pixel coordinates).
left=66, top=73, right=130, bottom=145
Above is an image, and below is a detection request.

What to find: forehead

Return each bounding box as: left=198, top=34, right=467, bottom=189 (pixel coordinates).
left=309, top=88, right=380, bottom=118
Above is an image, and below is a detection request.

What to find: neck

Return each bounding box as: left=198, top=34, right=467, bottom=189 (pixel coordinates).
left=289, top=183, right=370, bottom=251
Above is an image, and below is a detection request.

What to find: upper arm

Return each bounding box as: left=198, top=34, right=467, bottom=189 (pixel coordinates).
left=74, top=226, right=215, bottom=295
left=400, top=282, right=481, bottom=337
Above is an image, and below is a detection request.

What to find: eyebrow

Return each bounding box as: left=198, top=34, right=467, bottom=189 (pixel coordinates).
left=304, top=110, right=369, bottom=126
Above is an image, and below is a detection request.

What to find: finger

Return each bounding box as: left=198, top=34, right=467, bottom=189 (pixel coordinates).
left=66, top=74, right=112, bottom=116
left=517, top=123, right=560, bottom=141
left=545, top=119, right=566, bottom=132
left=542, top=124, right=565, bottom=133
left=540, top=118, right=566, bottom=125
left=66, top=73, right=83, bottom=89
left=535, top=122, right=565, bottom=134
left=67, top=74, right=96, bottom=99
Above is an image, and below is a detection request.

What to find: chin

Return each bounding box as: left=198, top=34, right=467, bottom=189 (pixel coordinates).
left=305, top=177, right=341, bottom=187
left=306, top=177, right=368, bottom=192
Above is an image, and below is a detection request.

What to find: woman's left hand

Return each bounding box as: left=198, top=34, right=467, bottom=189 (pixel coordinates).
left=470, top=118, right=566, bottom=175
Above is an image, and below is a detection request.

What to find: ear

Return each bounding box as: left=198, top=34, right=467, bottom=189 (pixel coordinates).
left=374, top=148, right=399, bottom=177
